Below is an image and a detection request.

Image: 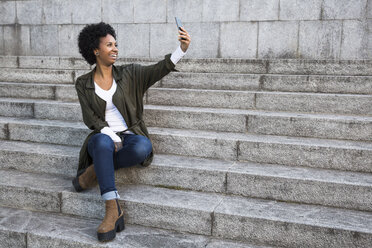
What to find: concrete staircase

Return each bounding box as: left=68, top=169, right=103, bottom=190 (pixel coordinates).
left=0, top=56, right=371, bottom=248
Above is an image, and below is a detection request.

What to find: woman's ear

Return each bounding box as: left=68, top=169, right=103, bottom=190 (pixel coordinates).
left=93, top=49, right=99, bottom=56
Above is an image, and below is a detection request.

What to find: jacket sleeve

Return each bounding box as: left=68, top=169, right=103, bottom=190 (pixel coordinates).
left=133, top=53, right=176, bottom=97
left=75, top=79, right=109, bottom=132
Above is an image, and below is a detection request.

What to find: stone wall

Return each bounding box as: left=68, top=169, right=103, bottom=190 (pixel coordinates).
left=0, top=0, right=371, bottom=59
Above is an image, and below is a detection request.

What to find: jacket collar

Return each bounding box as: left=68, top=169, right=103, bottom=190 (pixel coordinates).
left=84, top=64, right=122, bottom=89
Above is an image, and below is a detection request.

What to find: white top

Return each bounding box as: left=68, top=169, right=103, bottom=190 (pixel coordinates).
left=94, top=80, right=129, bottom=142
left=96, top=46, right=186, bottom=143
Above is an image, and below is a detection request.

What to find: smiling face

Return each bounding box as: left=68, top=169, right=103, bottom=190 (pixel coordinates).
left=94, top=34, right=118, bottom=66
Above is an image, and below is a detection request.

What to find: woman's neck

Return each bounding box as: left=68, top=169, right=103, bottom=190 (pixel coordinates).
left=94, top=63, right=114, bottom=90
left=95, top=63, right=113, bottom=79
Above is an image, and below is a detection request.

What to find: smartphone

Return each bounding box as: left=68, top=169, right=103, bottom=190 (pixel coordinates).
left=175, top=17, right=183, bottom=30
left=175, top=17, right=186, bottom=40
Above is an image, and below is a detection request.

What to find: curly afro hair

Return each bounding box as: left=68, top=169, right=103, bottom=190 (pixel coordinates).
left=78, top=22, right=117, bottom=65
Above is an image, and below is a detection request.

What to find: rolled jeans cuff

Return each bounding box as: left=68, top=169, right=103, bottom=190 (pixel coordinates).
left=102, top=190, right=120, bottom=201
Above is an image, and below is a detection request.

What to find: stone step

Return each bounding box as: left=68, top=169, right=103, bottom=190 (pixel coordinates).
left=147, top=88, right=372, bottom=116
left=176, top=59, right=372, bottom=76
left=3, top=82, right=372, bottom=116
left=1, top=65, right=371, bottom=90
left=0, top=207, right=264, bottom=248
left=259, top=74, right=372, bottom=95
left=0, top=98, right=371, bottom=142
left=0, top=56, right=91, bottom=70
left=2, top=55, right=371, bottom=75
left=0, top=98, right=82, bottom=120
left=0, top=140, right=371, bottom=211
left=152, top=105, right=372, bottom=138
left=1, top=70, right=371, bottom=97
left=0, top=82, right=76, bottom=101
left=0, top=169, right=371, bottom=248
left=0, top=68, right=89, bottom=84
left=1, top=69, right=372, bottom=97
left=160, top=72, right=372, bottom=94
left=0, top=140, right=78, bottom=177
left=0, top=116, right=90, bottom=145
left=149, top=127, right=372, bottom=173
left=144, top=105, right=372, bottom=141
left=0, top=116, right=370, bottom=173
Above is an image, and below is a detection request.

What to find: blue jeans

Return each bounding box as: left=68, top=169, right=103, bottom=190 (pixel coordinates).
left=87, top=133, right=152, bottom=200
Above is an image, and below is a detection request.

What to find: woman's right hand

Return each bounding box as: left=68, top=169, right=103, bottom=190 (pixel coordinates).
left=178, top=27, right=191, bottom=53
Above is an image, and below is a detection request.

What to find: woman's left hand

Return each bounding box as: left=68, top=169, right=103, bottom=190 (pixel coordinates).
left=178, top=27, right=191, bottom=53
left=114, top=142, right=123, bottom=152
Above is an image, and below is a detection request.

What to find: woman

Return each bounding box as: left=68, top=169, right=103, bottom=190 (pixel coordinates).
left=72, top=22, right=190, bottom=242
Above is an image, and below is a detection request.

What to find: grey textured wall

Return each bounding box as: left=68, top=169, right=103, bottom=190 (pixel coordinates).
left=0, top=0, right=371, bottom=59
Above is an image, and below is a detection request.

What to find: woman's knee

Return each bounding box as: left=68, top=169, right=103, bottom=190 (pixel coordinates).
left=132, top=136, right=152, bottom=158
left=89, top=133, right=115, bottom=152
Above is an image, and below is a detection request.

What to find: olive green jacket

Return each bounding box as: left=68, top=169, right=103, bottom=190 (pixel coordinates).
left=75, top=54, right=176, bottom=173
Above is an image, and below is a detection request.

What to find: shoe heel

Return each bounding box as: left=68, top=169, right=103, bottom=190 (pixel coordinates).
left=72, top=177, right=83, bottom=192
left=116, top=215, right=125, bottom=232
left=72, top=168, right=87, bottom=192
